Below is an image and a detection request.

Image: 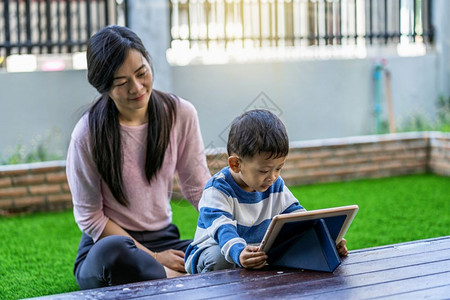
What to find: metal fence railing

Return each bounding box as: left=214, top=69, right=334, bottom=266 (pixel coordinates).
left=0, top=0, right=128, bottom=67
left=169, top=0, right=434, bottom=51
left=0, top=0, right=436, bottom=68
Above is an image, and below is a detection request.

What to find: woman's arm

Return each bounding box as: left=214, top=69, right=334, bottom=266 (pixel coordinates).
left=66, top=120, right=109, bottom=242
left=175, top=100, right=211, bottom=209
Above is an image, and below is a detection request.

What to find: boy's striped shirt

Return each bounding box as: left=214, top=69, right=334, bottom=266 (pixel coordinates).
left=185, top=167, right=304, bottom=274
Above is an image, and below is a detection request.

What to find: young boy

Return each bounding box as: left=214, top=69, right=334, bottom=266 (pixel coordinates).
left=185, top=109, right=348, bottom=274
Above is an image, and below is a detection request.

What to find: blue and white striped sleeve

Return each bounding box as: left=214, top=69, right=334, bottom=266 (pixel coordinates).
left=198, top=187, right=246, bottom=265
left=280, top=185, right=306, bottom=214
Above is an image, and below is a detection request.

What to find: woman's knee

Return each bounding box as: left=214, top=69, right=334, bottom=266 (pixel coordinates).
left=94, top=235, right=165, bottom=276
left=95, top=236, right=135, bottom=263
left=77, top=235, right=166, bottom=288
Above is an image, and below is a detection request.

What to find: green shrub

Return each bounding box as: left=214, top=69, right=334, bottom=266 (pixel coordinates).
left=0, top=129, right=63, bottom=165
left=397, top=94, right=450, bottom=133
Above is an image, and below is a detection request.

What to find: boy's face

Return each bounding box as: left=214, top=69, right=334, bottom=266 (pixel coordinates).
left=230, top=152, right=286, bottom=193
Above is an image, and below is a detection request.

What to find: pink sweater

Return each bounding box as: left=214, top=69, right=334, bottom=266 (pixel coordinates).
left=66, top=99, right=211, bottom=242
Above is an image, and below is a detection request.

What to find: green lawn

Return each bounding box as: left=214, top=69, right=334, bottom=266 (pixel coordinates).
left=1, top=173, right=449, bottom=300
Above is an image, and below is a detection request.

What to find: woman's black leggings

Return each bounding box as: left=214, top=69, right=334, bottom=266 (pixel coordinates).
left=73, top=224, right=191, bottom=290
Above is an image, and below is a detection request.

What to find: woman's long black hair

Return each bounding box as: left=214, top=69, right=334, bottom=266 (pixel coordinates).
left=86, top=25, right=177, bottom=207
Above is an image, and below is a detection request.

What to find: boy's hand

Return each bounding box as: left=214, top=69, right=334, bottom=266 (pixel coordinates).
left=239, top=245, right=267, bottom=269
left=337, top=238, right=348, bottom=257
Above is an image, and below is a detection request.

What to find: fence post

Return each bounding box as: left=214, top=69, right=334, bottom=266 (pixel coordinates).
left=3, top=0, right=11, bottom=57
left=434, top=0, right=450, bottom=96
left=127, top=0, right=173, bottom=93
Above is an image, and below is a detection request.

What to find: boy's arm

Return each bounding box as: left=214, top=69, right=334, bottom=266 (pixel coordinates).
left=280, top=185, right=306, bottom=214
left=198, top=188, right=246, bottom=266
left=214, top=220, right=246, bottom=266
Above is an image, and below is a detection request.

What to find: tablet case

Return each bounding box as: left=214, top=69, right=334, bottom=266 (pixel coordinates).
left=266, top=216, right=345, bottom=272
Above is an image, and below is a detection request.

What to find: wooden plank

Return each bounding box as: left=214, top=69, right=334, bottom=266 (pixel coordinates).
left=202, top=243, right=450, bottom=297
left=300, top=272, right=450, bottom=300
left=213, top=260, right=450, bottom=299
left=344, top=236, right=450, bottom=264
left=34, top=237, right=450, bottom=299
left=122, top=251, right=450, bottom=299
left=377, top=285, right=450, bottom=299
left=155, top=241, right=450, bottom=299
left=34, top=269, right=290, bottom=300
left=337, top=247, right=450, bottom=275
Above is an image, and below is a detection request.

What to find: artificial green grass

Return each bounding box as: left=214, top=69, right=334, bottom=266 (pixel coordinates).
left=0, top=210, right=80, bottom=299
left=172, top=173, right=450, bottom=250
left=291, top=174, right=450, bottom=250
left=0, top=173, right=449, bottom=299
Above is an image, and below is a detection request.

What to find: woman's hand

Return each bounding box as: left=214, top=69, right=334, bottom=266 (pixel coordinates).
left=99, top=220, right=187, bottom=273
left=239, top=245, right=267, bottom=269
left=337, top=238, right=349, bottom=257
left=156, top=249, right=186, bottom=273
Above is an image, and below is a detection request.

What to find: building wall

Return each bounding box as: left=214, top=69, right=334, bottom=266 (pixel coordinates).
left=0, top=0, right=448, bottom=160
left=0, top=70, right=97, bottom=161
left=0, top=53, right=440, bottom=159
left=171, top=54, right=439, bottom=148
left=1, top=132, right=448, bottom=215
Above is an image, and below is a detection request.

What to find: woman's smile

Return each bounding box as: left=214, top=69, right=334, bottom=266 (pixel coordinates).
left=130, top=93, right=147, bottom=101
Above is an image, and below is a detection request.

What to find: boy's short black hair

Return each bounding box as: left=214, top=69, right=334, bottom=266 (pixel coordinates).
left=227, top=109, right=289, bottom=159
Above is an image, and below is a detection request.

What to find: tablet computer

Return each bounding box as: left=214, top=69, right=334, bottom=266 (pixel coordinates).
left=259, top=205, right=359, bottom=253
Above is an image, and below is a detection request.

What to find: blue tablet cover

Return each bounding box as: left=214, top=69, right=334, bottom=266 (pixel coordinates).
left=266, top=216, right=347, bottom=272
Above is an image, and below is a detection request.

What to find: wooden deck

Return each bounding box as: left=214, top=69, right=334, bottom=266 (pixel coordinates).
left=36, top=236, right=450, bottom=299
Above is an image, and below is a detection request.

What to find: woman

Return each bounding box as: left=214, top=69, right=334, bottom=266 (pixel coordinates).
left=66, top=25, right=210, bottom=289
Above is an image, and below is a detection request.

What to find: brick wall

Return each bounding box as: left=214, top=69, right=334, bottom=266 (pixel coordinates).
left=0, top=161, right=71, bottom=214
left=429, top=135, right=450, bottom=176
left=281, top=133, right=431, bottom=186
left=1, top=132, right=449, bottom=215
